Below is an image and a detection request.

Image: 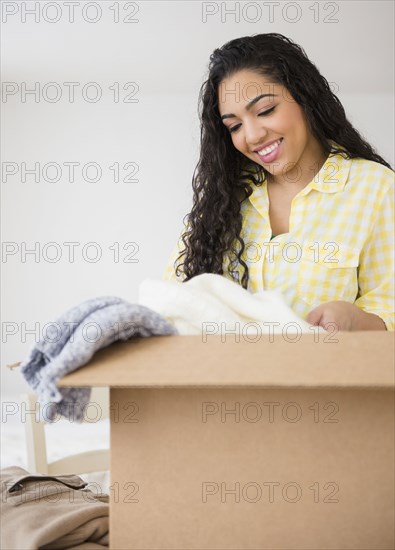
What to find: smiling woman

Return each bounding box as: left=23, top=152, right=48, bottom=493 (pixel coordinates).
left=218, top=72, right=327, bottom=194
left=163, top=33, right=394, bottom=332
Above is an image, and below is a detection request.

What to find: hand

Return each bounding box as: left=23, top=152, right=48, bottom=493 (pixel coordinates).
left=305, top=300, right=387, bottom=331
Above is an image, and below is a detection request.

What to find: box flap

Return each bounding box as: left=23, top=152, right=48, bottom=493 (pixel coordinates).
left=58, top=333, right=394, bottom=389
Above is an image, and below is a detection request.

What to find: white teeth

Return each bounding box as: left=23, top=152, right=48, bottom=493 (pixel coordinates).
left=257, top=139, right=282, bottom=156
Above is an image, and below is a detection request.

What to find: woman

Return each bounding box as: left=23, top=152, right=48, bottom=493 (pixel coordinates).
left=163, top=33, right=394, bottom=332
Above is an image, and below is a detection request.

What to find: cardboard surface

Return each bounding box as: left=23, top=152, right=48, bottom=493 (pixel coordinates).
left=59, top=332, right=394, bottom=389
left=58, top=332, right=395, bottom=549
left=110, top=387, right=394, bottom=550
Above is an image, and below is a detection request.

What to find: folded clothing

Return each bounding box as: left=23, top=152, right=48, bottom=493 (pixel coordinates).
left=20, top=296, right=177, bottom=422
left=138, top=273, right=323, bottom=335
left=0, top=466, right=109, bottom=550
left=19, top=277, right=322, bottom=423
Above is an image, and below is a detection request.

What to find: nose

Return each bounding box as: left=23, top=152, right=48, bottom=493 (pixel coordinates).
left=244, top=119, right=268, bottom=150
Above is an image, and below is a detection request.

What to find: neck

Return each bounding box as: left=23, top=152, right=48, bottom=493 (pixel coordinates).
left=267, top=141, right=329, bottom=191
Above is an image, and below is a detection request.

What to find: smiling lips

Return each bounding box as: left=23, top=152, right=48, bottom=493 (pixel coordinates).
left=255, top=138, right=283, bottom=162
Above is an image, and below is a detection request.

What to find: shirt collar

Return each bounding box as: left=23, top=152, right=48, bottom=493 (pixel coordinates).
left=302, top=142, right=350, bottom=195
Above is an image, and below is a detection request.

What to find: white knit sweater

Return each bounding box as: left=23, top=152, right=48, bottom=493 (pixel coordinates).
left=138, top=273, right=325, bottom=335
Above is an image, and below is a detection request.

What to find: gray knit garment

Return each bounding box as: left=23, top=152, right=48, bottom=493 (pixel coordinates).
left=20, top=296, right=178, bottom=422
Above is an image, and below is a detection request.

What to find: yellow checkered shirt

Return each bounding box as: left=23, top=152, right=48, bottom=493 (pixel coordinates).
left=163, top=150, right=395, bottom=330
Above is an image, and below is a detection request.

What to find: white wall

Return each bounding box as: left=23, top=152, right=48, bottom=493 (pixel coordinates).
left=1, top=0, right=394, bottom=399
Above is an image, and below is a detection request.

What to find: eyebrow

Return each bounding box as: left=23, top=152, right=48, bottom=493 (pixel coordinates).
left=220, top=94, right=278, bottom=120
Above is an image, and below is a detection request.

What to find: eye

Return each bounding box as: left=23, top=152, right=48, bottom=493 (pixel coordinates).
left=229, top=124, right=241, bottom=134
left=228, top=106, right=276, bottom=134
left=258, top=106, right=276, bottom=117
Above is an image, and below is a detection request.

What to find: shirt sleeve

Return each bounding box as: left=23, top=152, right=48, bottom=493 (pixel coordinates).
left=162, top=231, right=188, bottom=282
left=354, top=180, right=395, bottom=330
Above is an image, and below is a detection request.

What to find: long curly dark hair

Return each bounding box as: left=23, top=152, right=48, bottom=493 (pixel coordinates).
left=174, top=32, right=393, bottom=289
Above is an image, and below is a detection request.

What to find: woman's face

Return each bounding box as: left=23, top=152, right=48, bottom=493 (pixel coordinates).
left=217, top=68, right=325, bottom=185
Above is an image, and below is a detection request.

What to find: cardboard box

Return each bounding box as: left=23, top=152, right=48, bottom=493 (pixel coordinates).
left=59, top=332, right=395, bottom=550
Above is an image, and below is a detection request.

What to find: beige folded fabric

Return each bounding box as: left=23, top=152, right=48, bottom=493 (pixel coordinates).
left=1, top=466, right=109, bottom=550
